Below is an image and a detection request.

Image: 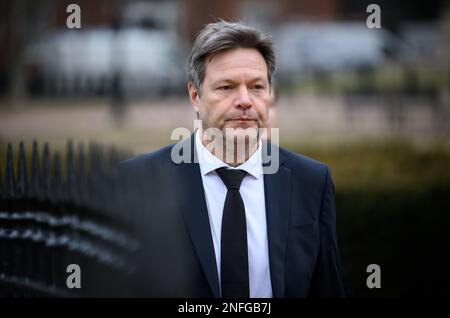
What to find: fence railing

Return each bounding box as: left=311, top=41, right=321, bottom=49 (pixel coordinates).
left=0, top=140, right=141, bottom=297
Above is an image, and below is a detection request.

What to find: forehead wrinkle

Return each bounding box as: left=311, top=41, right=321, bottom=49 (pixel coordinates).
left=214, top=64, right=265, bottom=75
left=207, top=48, right=266, bottom=68
left=207, top=60, right=267, bottom=80
left=204, top=49, right=268, bottom=84
left=210, top=56, right=266, bottom=70
left=211, top=72, right=266, bottom=85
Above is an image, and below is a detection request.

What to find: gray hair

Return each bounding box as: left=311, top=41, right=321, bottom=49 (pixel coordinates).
left=188, top=20, right=276, bottom=95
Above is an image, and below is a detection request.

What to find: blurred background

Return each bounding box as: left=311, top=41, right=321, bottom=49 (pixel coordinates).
left=1, top=0, right=450, bottom=297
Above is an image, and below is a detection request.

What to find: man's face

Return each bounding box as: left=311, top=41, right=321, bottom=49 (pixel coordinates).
left=188, top=48, right=270, bottom=140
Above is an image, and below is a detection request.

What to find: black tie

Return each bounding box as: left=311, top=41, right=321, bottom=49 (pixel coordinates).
left=216, top=167, right=249, bottom=298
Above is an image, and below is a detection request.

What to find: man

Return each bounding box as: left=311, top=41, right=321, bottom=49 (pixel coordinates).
left=120, top=20, right=347, bottom=298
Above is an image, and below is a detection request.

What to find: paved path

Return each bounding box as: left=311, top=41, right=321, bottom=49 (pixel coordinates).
left=0, top=95, right=447, bottom=154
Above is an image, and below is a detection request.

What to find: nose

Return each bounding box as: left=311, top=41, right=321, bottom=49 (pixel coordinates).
left=235, top=86, right=252, bottom=110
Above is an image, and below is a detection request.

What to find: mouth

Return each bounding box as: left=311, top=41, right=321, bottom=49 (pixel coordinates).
left=228, top=117, right=256, bottom=122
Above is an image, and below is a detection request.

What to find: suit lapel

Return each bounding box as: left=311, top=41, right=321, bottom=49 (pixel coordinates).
left=174, top=137, right=291, bottom=298
left=176, top=136, right=220, bottom=298
left=263, top=144, right=291, bottom=298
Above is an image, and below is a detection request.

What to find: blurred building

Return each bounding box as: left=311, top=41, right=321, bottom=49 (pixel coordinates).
left=0, top=0, right=448, bottom=100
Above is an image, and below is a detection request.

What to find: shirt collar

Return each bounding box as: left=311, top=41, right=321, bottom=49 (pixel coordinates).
left=195, top=129, right=263, bottom=179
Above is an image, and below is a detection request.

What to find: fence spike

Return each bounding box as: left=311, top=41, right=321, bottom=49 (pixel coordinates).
left=16, top=141, right=27, bottom=198
left=52, top=151, right=62, bottom=203
left=90, top=142, right=104, bottom=176
left=42, top=142, right=51, bottom=199
left=89, top=142, right=97, bottom=175
left=66, top=139, right=79, bottom=205
left=29, top=140, right=41, bottom=199
left=67, top=139, right=74, bottom=179
left=4, top=143, right=15, bottom=198
left=77, top=142, right=85, bottom=177
left=77, top=142, right=88, bottom=207
left=108, top=146, right=119, bottom=170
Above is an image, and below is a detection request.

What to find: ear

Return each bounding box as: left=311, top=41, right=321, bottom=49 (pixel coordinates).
left=188, top=82, right=200, bottom=113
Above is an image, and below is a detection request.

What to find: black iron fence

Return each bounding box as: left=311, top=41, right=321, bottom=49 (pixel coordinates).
left=0, top=141, right=141, bottom=297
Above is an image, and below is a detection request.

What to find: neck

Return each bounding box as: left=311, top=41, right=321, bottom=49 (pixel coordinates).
left=202, top=137, right=259, bottom=167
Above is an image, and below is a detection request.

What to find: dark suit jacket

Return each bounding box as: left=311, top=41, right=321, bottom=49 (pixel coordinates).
left=119, top=135, right=347, bottom=298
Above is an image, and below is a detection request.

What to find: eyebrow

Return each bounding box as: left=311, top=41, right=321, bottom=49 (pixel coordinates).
left=212, top=77, right=267, bottom=85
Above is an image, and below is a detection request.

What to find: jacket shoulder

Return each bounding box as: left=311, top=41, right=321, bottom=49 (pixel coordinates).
left=119, top=144, right=175, bottom=171
left=279, top=146, right=328, bottom=176
left=277, top=146, right=332, bottom=194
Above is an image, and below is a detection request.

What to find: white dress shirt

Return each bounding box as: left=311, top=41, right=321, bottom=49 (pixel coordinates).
left=195, top=130, right=273, bottom=298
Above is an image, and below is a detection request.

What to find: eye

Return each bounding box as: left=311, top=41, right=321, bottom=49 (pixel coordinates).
left=251, top=84, right=266, bottom=90
left=217, top=85, right=232, bottom=91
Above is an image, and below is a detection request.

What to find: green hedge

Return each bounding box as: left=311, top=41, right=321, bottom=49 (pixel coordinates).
left=287, top=140, right=450, bottom=297
left=337, top=185, right=450, bottom=297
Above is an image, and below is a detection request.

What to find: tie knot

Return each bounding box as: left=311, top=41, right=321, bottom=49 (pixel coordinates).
left=216, top=167, right=247, bottom=190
